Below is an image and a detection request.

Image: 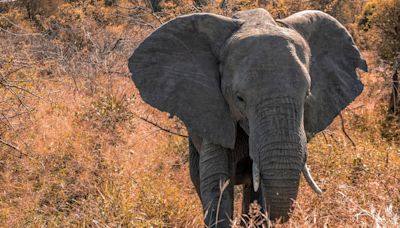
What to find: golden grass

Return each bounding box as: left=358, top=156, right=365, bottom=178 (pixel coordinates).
left=0, top=1, right=399, bottom=227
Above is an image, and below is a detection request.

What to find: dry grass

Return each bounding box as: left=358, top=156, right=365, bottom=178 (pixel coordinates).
left=0, top=1, right=399, bottom=227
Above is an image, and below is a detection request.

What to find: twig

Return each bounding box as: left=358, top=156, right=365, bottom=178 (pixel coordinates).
left=0, top=111, right=31, bottom=120
left=0, top=137, right=21, bottom=153
left=386, top=150, right=389, bottom=167
left=134, top=114, right=188, bottom=138
left=151, top=12, right=164, bottom=25
left=0, top=27, right=43, bottom=36
left=388, top=58, right=399, bottom=114
left=339, top=113, right=356, bottom=148
left=325, top=130, right=339, bottom=145
left=0, top=138, right=38, bottom=161
left=110, top=38, right=123, bottom=52
left=321, top=131, right=329, bottom=144
left=0, top=15, right=40, bottom=33
left=1, top=83, right=42, bottom=98
left=0, top=112, right=14, bottom=129
left=0, top=65, right=41, bottom=98
left=6, top=86, right=34, bottom=112
left=0, top=65, right=29, bottom=76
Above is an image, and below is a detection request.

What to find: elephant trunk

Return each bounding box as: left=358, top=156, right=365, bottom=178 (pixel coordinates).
left=260, top=152, right=301, bottom=221
left=249, top=97, right=306, bottom=221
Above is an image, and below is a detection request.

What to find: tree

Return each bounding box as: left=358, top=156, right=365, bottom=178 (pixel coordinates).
left=105, top=0, right=117, bottom=6
left=20, top=0, right=62, bottom=19
left=359, top=0, right=400, bottom=140
left=359, top=0, right=400, bottom=62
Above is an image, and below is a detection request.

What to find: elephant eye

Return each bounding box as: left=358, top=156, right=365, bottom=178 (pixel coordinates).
left=236, top=95, right=245, bottom=102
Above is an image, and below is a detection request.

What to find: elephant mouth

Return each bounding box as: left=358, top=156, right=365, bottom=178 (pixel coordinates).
left=250, top=141, right=321, bottom=221
left=252, top=162, right=322, bottom=194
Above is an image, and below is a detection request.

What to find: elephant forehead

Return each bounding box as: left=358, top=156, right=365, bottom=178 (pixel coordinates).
left=225, top=40, right=305, bottom=75
left=231, top=63, right=310, bottom=92
left=224, top=28, right=310, bottom=67
left=225, top=41, right=311, bottom=95
left=221, top=27, right=311, bottom=95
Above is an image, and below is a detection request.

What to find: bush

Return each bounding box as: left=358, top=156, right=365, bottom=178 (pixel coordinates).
left=21, top=0, right=63, bottom=19
left=358, top=0, right=400, bottom=62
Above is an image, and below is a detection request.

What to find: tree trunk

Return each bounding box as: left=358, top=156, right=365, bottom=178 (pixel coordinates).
left=148, top=0, right=161, bottom=12
left=194, top=0, right=212, bottom=7
left=388, top=59, right=400, bottom=117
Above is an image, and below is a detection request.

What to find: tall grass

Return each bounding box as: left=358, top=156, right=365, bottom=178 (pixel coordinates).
left=0, top=1, right=399, bottom=227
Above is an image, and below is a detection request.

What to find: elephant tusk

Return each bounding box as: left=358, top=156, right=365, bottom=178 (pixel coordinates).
left=252, top=162, right=260, bottom=192
left=302, top=164, right=323, bottom=194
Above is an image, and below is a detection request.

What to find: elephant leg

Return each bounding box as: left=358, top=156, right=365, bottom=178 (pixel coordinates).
left=189, top=137, right=201, bottom=199
left=199, top=139, right=233, bottom=228
left=242, top=182, right=264, bottom=215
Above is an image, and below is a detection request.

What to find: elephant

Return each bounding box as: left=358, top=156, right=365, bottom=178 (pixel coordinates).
left=128, top=8, right=367, bottom=227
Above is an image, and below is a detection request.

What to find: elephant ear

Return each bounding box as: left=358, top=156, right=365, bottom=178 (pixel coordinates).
left=280, top=10, right=368, bottom=139
left=128, top=13, right=242, bottom=149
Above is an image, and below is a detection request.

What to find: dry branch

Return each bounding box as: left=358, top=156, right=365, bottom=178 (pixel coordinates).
left=134, top=114, right=188, bottom=138
left=388, top=58, right=400, bottom=115
left=339, top=113, right=356, bottom=148
left=0, top=137, right=20, bottom=152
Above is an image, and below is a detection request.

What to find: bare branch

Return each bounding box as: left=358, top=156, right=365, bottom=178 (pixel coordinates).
left=0, top=137, right=21, bottom=152
left=134, top=114, right=188, bottom=138
left=388, top=58, right=400, bottom=115
left=1, top=83, right=42, bottom=98
left=6, top=86, right=33, bottom=112
left=0, top=137, right=39, bottom=161
left=110, top=38, right=123, bottom=52
left=321, top=131, right=329, bottom=144
left=339, top=113, right=356, bottom=148
left=0, top=112, right=14, bottom=129
left=0, top=27, right=43, bottom=36
left=0, top=111, right=31, bottom=120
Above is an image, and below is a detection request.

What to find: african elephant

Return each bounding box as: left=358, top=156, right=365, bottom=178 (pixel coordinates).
left=128, top=8, right=367, bottom=227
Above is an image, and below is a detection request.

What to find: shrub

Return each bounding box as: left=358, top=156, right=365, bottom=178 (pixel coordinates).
left=358, top=0, right=400, bottom=62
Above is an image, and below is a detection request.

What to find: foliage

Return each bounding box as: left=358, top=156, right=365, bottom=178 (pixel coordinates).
left=84, top=94, right=134, bottom=132
left=357, top=0, right=400, bottom=143
left=358, top=0, right=400, bottom=62
left=308, top=0, right=363, bottom=24
left=0, top=0, right=399, bottom=227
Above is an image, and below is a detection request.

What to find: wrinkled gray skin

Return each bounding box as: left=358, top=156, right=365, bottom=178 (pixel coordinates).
left=128, top=8, right=367, bottom=227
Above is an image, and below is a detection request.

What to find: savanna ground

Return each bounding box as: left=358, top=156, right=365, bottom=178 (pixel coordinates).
left=0, top=0, right=399, bottom=227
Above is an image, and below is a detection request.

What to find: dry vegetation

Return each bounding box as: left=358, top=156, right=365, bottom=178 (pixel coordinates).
left=0, top=0, right=399, bottom=227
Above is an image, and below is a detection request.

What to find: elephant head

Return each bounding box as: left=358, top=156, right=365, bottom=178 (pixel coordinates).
left=128, top=8, right=366, bottom=222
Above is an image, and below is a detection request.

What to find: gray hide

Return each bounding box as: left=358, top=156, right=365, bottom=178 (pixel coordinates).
left=129, top=14, right=243, bottom=149
left=279, top=10, right=367, bottom=139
